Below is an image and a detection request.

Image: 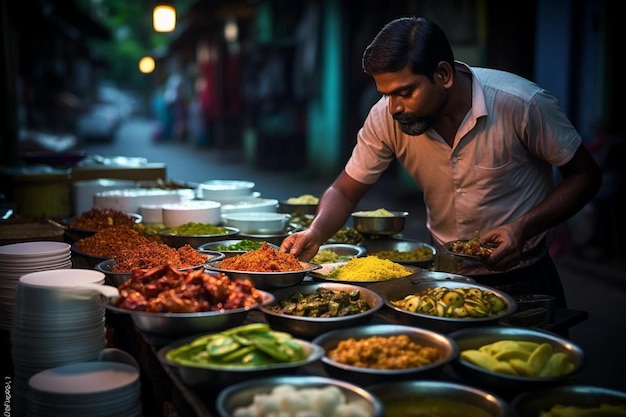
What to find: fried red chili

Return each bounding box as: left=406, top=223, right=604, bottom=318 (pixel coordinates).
left=219, top=242, right=303, bottom=272
left=115, top=264, right=264, bottom=313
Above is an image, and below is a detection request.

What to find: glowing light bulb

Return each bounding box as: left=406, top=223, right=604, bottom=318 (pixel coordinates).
left=153, top=4, right=176, bottom=32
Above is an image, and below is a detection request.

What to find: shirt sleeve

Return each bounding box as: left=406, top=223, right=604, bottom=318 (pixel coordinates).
left=345, top=97, right=397, bottom=184
left=521, top=89, right=582, bottom=167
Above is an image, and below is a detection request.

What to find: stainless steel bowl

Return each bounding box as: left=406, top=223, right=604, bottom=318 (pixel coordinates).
left=259, top=282, right=384, bottom=339
left=309, top=261, right=423, bottom=287
left=197, top=239, right=280, bottom=258
left=157, top=334, right=324, bottom=387
left=63, top=212, right=142, bottom=242
left=351, top=210, right=408, bottom=236
left=94, top=250, right=224, bottom=287
left=312, top=243, right=367, bottom=263
left=204, top=260, right=321, bottom=290
left=216, top=375, right=384, bottom=417
left=236, top=230, right=292, bottom=246
left=367, top=380, right=515, bottom=417
left=156, top=226, right=240, bottom=249
left=312, top=324, right=459, bottom=386
left=379, top=278, right=517, bottom=334
left=278, top=200, right=318, bottom=216
left=358, top=237, right=436, bottom=268
left=71, top=242, right=111, bottom=268
left=103, top=290, right=274, bottom=335
left=512, top=385, right=626, bottom=417
left=449, top=326, right=585, bottom=395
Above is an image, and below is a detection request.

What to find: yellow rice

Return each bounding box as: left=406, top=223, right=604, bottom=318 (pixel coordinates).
left=328, top=256, right=411, bottom=281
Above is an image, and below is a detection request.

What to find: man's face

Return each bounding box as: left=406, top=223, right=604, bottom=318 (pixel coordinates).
left=373, top=66, right=447, bottom=135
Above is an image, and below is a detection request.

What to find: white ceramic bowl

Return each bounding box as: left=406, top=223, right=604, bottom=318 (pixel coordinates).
left=138, top=204, right=164, bottom=225
left=220, top=198, right=278, bottom=214
left=222, top=212, right=291, bottom=234
left=161, top=200, right=222, bottom=227
left=73, top=179, right=137, bottom=215
left=93, top=188, right=194, bottom=213
left=197, top=180, right=255, bottom=201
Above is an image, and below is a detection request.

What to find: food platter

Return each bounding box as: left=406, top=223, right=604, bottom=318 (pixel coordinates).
left=443, top=239, right=498, bottom=260
left=157, top=328, right=324, bottom=387
left=358, top=238, right=436, bottom=268
left=102, top=290, right=274, bottom=335
left=309, top=261, right=423, bottom=286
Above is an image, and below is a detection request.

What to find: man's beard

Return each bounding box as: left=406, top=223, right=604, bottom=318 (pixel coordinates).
left=393, top=94, right=447, bottom=136
left=394, top=113, right=436, bottom=135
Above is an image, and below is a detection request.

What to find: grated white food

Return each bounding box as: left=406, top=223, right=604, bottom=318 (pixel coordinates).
left=232, top=385, right=371, bottom=417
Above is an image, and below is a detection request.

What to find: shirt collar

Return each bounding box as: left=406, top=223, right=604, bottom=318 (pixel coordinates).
left=455, top=61, right=488, bottom=122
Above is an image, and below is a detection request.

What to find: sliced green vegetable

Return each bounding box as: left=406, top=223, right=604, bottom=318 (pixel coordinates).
left=207, top=336, right=240, bottom=358
left=222, top=322, right=270, bottom=336
left=220, top=345, right=257, bottom=363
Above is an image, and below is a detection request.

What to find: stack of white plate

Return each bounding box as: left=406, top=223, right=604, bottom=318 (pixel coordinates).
left=93, top=188, right=195, bottom=213
left=10, top=269, right=110, bottom=417
left=28, top=361, right=141, bottom=417
left=0, top=241, right=72, bottom=331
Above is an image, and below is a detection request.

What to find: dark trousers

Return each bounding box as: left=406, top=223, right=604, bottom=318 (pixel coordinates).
left=471, top=255, right=567, bottom=308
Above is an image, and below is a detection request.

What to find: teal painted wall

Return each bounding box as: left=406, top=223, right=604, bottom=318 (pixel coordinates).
left=307, top=0, right=343, bottom=178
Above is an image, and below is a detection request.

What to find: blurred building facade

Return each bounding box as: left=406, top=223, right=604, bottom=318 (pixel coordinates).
left=158, top=0, right=619, bottom=181
left=0, top=0, right=111, bottom=161
left=1, top=0, right=620, bottom=182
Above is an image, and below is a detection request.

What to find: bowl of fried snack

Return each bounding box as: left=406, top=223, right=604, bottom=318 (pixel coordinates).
left=204, top=242, right=321, bottom=290
left=312, top=323, right=458, bottom=387
left=198, top=239, right=279, bottom=258
left=103, top=264, right=273, bottom=335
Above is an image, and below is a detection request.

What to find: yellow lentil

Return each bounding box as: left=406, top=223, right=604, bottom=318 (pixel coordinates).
left=354, top=208, right=394, bottom=217
left=328, top=256, right=411, bottom=281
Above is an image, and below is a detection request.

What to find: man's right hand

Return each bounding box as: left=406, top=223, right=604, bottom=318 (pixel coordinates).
left=280, top=229, right=322, bottom=261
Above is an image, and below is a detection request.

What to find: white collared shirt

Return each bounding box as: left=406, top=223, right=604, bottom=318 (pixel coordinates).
left=345, top=62, right=581, bottom=274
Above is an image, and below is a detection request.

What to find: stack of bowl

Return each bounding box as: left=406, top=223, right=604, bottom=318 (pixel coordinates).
left=196, top=180, right=256, bottom=202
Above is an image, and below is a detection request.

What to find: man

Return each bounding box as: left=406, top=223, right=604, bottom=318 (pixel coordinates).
left=281, top=17, right=602, bottom=307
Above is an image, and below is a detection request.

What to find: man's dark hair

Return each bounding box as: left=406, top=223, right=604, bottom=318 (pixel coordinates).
left=362, top=17, right=455, bottom=82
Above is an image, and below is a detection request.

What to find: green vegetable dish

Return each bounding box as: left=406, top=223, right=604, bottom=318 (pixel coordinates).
left=165, top=323, right=306, bottom=367
left=161, top=222, right=229, bottom=236
left=267, top=287, right=370, bottom=317
left=214, top=240, right=265, bottom=251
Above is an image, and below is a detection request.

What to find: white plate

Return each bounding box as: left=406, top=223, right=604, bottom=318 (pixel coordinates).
left=29, top=361, right=139, bottom=394
left=19, top=269, right=105, bottom=288
left=0, top=241, right=70, bottom=257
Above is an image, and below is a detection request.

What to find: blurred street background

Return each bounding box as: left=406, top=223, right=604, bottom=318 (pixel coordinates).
left=1, top=0, right=624, bottom=394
